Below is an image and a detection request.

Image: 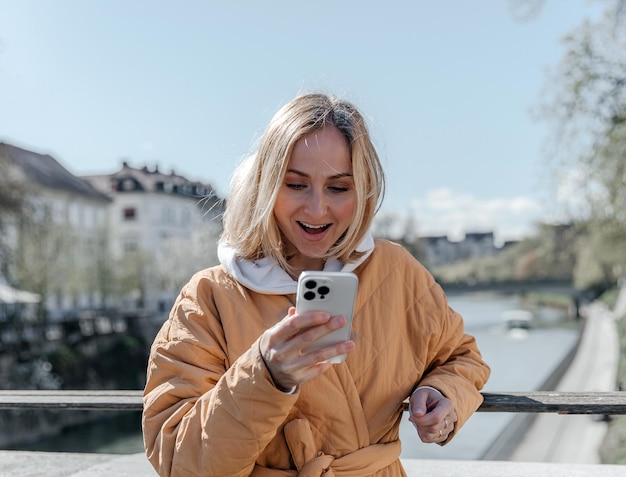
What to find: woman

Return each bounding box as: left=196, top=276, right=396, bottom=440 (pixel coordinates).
left=142, top=93, right=490, bottom=476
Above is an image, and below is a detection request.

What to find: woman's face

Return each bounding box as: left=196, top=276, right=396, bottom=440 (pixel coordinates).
left=273, top=124, right=356, bottom=272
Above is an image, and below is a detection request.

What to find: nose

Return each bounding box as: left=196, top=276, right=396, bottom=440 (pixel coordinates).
left=304, top=188, right=327, bottom=217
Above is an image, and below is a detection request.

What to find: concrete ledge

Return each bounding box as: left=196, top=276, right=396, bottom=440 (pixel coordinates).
left=1, top=451, right=625, bottom=477
left=403, top=458, right=626, bottom=476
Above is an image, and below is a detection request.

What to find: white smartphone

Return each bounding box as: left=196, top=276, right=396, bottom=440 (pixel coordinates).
left=295, top=271, right=358, bottom=363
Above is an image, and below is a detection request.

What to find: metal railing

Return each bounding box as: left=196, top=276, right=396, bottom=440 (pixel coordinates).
left=0, top=389, right=625, bottom=414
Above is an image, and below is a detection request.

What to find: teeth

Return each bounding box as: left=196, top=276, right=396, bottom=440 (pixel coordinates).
left=301, top=222, right=327, bottom=229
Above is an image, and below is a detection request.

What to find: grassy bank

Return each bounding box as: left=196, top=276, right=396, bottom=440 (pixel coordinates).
left=599, top=288, right=626, bottom=465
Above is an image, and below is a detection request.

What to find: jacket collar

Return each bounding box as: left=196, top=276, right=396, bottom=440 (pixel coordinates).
left=218, top=233, right=375, bottom=295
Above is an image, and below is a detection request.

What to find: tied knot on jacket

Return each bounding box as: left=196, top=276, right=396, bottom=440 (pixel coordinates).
left=283, top=419, right=401, bottom=477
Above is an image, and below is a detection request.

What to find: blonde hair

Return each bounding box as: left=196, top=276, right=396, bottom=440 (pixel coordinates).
left=220, top=93, right=385, bottom=273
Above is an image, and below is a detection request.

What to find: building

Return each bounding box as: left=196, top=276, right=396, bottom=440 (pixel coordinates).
left=0, top=143, right=224, bottom=322
left=457, top=232, right=497, bottom=261
left=420, top=231, right=497, bottom=267
left=420, top=235, right=457, bottom=267
left=82, top=162, right=224, bottom=314
left=83, top=162, right=221, bottom=259
left=0, top=142, right=111, bottom=319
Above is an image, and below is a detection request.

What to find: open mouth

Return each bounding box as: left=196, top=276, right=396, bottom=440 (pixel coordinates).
left=298, top=221, right=331, bottom=235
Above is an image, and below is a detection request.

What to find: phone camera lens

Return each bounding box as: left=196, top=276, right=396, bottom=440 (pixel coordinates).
left=318, top=286, right=330, bottom=298
left=304, top=291, right=316, bottom=300
left=305, top=280, right=317, bottom=289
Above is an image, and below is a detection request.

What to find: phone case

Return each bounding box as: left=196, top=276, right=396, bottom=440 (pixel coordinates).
left=295, top=271, right=358, bottom=363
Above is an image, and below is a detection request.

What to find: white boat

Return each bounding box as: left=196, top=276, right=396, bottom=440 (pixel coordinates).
left=501, top=309, right=533, bottom=329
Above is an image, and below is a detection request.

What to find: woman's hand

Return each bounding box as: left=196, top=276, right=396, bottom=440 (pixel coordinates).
left=259, top=306, right=355, bottom=391
left=409, top=387, right=457, bottom=444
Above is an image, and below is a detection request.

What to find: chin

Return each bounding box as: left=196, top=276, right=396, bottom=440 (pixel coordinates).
left=298, top=245, right=331, bottom=260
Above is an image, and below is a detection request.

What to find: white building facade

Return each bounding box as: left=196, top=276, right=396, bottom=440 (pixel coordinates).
left=0, top=143, right=112, bottom=319
left=1, top=144, right=223, bottom=322
left=83, top=162, right=223, bottom=316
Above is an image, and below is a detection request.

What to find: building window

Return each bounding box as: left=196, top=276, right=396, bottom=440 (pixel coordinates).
left=123, top=207, right=137, bottom=220
left=122, top=179, right=136, bottom=191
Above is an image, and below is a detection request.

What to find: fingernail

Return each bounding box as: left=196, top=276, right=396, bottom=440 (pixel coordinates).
left=332, top=316, right=346, bottom=326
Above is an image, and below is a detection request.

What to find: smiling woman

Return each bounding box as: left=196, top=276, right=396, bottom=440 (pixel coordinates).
left=273, top=125, right=356, bottom=275
left=141, top=92, right=490, bottom=477
left=221, top=93, right=385, bottom=277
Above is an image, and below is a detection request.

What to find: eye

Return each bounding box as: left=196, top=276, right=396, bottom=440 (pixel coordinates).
left=286, top=183, right=306, bottom=190
left=329, top=185, right=349, bottom=193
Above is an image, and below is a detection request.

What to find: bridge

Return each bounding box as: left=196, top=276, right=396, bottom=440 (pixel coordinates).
left=1, top=295, right=624, bottom=476
left=440, top=278, right=577, bottom=296
left=0, top=389, right=625, bottom=477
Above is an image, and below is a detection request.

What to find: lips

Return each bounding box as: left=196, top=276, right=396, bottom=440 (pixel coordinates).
left=298, top=221, right=331, bottom=235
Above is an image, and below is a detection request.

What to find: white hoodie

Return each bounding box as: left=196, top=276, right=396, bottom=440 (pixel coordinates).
left=217, top=233, right=375, bottom=294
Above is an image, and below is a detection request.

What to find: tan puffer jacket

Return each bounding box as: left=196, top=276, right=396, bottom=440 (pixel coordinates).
left=142, top=240, right=490, bottom=477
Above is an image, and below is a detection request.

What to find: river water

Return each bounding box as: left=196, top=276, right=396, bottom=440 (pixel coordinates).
left=399, top=291, right=580, bottom=460
left=13, top=291, right=580, bottom=459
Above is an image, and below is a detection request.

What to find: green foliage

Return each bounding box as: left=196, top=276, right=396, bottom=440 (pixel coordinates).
left=433, top=253, right=516, bottom=284
left=600, top=311, right=626, bottom=464
left=599, top=286, right=620, bottom=309
left=93, top=336, right=148, bottom=390
left=432, top=223, right=578, bottom=286
left=536, top=4, right=626, bottom=290
left=542, top=4, right=626, bottom=459
left=48, top=336, right=149, bottom=390
left=0, top=148, right=28, bottom=259
left=48, top=346, right=89, bottom=388
left=12, top=210, right=76, bottom=306
left=573, top=219, right=626, bottom=289
left=0, top=148, right=26, bottom=217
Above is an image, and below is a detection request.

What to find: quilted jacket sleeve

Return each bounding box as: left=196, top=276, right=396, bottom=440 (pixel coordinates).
left=414, top=281, right=491, bottom=440
left=142, top=274, right=298, bottom=477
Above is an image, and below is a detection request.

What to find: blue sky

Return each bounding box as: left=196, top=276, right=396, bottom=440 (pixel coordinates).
left=0, top=1, right=604, bottom=244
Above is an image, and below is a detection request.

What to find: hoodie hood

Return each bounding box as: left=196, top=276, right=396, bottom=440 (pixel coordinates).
left=217, top=233, right=375, bottom=294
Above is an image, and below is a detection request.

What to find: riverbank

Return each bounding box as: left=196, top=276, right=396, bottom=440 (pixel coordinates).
left=509, top=300, right=620, bottom=463
left=598, top=283, right=626, bottom=464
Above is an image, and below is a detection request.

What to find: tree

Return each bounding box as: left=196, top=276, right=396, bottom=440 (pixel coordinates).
left=371, top=210, right=424, bottom=260
left=536, top=2, right=626, bottom=287
left=11, top=204, right=74, bottom=315
left=113, top=248, right=153, bottom=309
left=155, top=222, right=221, bottom=296
left=0, top=148, right=27, bottom=265
left=509, top=0, right=626, bottom=24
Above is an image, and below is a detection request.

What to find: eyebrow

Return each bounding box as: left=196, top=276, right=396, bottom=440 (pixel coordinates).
left=285, top=169, right=354, bottom=180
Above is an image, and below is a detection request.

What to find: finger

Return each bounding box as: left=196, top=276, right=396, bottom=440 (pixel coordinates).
left=435, top=414, right=457, bottom=442
left=261, top=314, right=353, bottom=388
left=267, top=314, right=346, bottom=365
left=297, top=314, right=347, bottom=345
left=410, top=390, right=429, bottom=417
left=274, top=339, right=353, bottom=388
left=411, top=409, right=455, bottom=439
left=299, top=337, right=355, bottom=365
left=411, top=405, right=458, bottom=442
left=277, top=310, right=333, bottom=341
left=270, top=313, right=348, bottom=363
left=410, top=408, right=443, bottom=427
left=416, top=424, right=444, bottom=444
